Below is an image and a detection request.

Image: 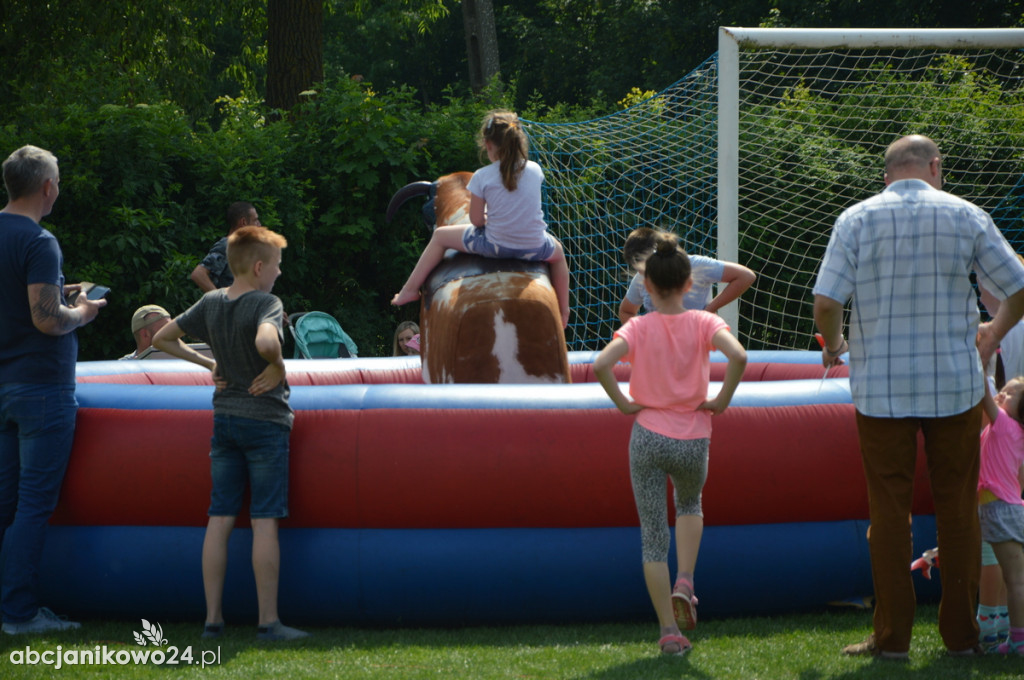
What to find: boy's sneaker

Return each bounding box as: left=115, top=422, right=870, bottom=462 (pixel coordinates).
left=201, top=623, right=224, bottom=639
left=2, top=607, right=81, bottom=635
left=257, top=620, right=309, bottom=642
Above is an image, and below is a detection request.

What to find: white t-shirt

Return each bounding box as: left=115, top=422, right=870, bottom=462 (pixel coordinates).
left=1000, top=321, right=1024, bottom=381
left=466, top=160, right=547, bottom=250
left=625, top=254, right=726, bottom=312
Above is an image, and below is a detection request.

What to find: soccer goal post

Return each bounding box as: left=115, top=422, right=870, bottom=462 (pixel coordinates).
left=717, top=27, right=1024, bottom=349
left=524, top=28, right=1024, bottom=352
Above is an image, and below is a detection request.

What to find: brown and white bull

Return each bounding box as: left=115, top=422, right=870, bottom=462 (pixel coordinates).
left=387, top=173, right=570, bottom=384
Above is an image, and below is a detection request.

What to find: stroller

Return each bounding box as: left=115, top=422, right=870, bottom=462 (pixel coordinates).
left=288, top=311, right=358, bottom=358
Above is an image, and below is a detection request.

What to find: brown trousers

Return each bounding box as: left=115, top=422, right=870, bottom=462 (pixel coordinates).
left=855, top=405, right=982, bottom=653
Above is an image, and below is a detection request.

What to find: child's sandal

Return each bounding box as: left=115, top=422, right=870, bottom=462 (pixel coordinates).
left=671, top=577, right=699, bottom=631
left=658, top=633, right=691, bottom=655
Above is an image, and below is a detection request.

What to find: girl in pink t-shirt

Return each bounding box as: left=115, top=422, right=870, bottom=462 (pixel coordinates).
left=593, top=232, right=747, bottom=656
left=978, top=377, right=1024, bottom=656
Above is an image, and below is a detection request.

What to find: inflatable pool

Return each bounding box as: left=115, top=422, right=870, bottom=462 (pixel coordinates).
left=41, top=351, right=940, bottom=625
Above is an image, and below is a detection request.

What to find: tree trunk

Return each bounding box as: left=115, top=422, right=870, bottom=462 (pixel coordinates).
left=462, top=0, right=500, bottom=93
left=266, top=0, right=324, bottom=110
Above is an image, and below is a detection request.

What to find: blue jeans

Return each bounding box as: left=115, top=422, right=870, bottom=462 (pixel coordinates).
left=209, top=415, right=290, bottom=519
left=0, top=383, right=77, bottom=623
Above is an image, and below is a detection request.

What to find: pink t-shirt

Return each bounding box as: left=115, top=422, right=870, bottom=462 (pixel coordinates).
left=979, top=408, right=1024, bottom=505
left=613, top=310, right=728, bottom=440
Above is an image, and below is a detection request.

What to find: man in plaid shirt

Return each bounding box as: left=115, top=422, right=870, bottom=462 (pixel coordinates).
left=814, top=135, right=1024, bottom=659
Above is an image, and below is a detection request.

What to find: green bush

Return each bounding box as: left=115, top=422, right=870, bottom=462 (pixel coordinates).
left=0, top=77, right=522, bottom=359
left=8, top=50, right=1022, bottom=359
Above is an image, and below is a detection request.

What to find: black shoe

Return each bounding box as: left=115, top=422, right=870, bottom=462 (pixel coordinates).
left=201, top=623, right=223, bottom=639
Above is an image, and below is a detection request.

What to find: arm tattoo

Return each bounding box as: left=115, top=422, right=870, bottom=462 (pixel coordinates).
left=32, top=284, right=79, bottom=334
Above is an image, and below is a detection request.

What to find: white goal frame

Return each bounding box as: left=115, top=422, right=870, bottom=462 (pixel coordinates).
left=716, top=27, right=1024, bottom=336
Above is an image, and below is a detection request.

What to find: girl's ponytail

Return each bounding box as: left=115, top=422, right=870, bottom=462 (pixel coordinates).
left=480, top=110, right=528, bottom=191
left=644, top=232, right=691, bottom=294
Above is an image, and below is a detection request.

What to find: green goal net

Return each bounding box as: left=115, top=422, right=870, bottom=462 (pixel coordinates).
left=524, top=29, right=1024, bottom=352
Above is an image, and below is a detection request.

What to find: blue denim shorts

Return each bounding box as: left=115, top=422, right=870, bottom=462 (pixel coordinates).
left=462, top=227, right=557, bottom=261
left=209, top=414, right=290, bottom=519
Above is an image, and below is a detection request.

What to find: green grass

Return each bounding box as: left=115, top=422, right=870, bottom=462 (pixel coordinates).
left=1, top=605, right=1019, bottom=679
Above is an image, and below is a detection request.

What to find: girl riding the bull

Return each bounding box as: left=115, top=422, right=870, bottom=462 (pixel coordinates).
left=391, top=110, right=570, bottom=328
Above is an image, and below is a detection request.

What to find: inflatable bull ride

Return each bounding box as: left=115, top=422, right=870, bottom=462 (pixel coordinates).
left=386, top=172, right=569, bottom=383
left=43, top=351, right=942, bottom=626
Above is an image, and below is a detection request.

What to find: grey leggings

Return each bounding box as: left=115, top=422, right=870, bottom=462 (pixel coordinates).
left=629, top=422, right=708, bottom=563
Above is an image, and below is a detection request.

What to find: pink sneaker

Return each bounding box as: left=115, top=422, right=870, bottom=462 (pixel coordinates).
left=994, top=639, right=1024, bottom=656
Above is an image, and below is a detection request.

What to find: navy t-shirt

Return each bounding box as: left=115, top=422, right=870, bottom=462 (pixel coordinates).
left=0, top=213, right=77, bottom=384
left=199, top=237, right=234, bottom=288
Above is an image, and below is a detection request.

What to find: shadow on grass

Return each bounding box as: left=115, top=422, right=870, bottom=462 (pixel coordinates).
left=820, top=655, right=1020, bottom=680
left=580, top=655, right=715, bottom=680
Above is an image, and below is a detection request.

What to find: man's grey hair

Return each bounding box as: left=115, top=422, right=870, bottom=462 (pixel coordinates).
left=2, top=145, right=58, bottom=201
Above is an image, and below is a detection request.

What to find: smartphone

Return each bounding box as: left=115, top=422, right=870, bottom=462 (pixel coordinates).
left=86, top=285, right=110, bottom=300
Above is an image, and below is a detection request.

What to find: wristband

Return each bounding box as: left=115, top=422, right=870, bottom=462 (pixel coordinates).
left=825, top=337, right=847, bottom=356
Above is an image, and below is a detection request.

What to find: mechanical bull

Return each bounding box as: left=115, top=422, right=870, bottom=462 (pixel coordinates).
left=387, top=172, right=569, bottom=384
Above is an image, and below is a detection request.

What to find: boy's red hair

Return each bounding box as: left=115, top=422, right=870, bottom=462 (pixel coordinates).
left=227, top=226, right=287, bottom=276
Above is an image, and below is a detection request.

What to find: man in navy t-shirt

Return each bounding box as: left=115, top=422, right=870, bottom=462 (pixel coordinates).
left=0, top=145, right=105, bottom=634
left=190, top=201, right=261, bottom=293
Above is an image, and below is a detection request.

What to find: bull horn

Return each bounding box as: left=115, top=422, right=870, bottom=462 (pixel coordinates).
left=385, top=181, right=434, bottom=223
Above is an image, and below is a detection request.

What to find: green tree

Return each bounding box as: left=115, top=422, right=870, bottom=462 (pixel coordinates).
left=0, top=0, right=264, bottom=122
left=266, top=0, right=324, bottom=110
left=462, top=0, right=501, bottom=92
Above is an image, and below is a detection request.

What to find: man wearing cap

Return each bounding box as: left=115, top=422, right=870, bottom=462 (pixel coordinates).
left=120, top=305, right=171, bottom=360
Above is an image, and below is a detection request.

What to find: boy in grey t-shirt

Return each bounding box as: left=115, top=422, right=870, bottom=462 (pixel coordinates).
left=153, top=225, right=307, bottom=642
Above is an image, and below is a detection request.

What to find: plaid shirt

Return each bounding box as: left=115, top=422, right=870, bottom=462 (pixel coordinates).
left=814, top=179, right=1024, bottom=418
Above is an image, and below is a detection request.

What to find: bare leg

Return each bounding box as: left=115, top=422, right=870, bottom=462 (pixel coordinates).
left=993, top=541, right=1024, bottom=630
left=981, top=562, right=1008, bottom=608
left=252, top=518, right=280, bottom=626
left=546, top=241, right=570, bottom=328
left=639, top=517, right=704, bottom=654
left=642, top=561, right=684, bottom=652
left=202, top=516, right=236, bottom=625
left=979, top=558, right=1009, bottom=644
left=392, top=226, right=470, bottom=306
left=674, top=515, right=703, bottom=578
left=643, top=561, right=676, bottom=628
